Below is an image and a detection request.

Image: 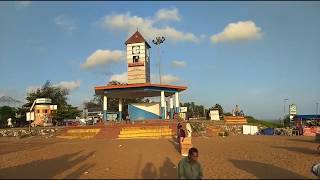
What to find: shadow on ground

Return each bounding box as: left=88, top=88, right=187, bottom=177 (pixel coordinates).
left=271, top=145, right=318, bottom=156
left=230, top=159, right=307, bottom=179
left=0, top=151, right=95, bottom=179
left=288, top=138, right=317, bottom=144
left=168, top=138, right=180, bottom=155
left=141, top=157, right=177, bottom=179
left=0, top=139, right=61, bottom=156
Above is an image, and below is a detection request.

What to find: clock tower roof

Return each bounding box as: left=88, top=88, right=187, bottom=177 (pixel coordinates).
left=125, top=31, right=151, bottom=48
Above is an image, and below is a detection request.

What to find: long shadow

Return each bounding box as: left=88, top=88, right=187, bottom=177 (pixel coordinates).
left=0, top=151, right=96, bottom=179
left=0, top=140, right=61, bottom=156
left=168, top=138, right=180, bottom=155
left=64, top=163, right=95, bottom=179
left=141, top=162, right=157, bottom=179
left=159, top=157, right=177, bottom=179
left=272, top=145, right=318, bottom=156
left=134, top=154, right=142, bottom=179
left=229, top=159, right=307, bottom=179
left=288, top=138, right=317, bottom=144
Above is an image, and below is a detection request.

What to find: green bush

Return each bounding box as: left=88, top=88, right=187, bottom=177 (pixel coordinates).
left=246, top=116, right=281, bottom=128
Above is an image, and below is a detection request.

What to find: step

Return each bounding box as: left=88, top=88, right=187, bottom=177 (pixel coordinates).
left=56, top=135, right=95, bottom=139
left=117, top=136, right=173, bottom=140
left=118, top=132, right=173, bottom=138
left=67, top=129, right=101, bottom=133
left=121, top=126, right=170, bottom=130
left=119, top=129, right=172, bottom=135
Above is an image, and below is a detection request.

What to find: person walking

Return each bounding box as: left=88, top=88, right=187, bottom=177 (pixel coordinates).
left=178, top=147, right=203, bottom=179
left=186, top=121, right=192, bottom=138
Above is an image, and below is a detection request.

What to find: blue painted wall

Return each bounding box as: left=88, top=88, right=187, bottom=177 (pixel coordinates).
left=128, top=104, right=161, bottom=121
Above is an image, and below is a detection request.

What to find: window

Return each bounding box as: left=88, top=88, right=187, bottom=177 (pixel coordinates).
left=37, top=110, right=40, bottom=113
left=133, top=56, right=139, bottom=63
left=43, top=109, right=48, bottom=113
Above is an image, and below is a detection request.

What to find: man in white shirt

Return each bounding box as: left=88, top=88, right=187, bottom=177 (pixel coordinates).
left=7, top=118, right=12, bottom=128
left=186, top=121, right=192, bottom=138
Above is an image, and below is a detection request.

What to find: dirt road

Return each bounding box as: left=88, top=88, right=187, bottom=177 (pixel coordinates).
left=0, top=135, right=318, bottom=179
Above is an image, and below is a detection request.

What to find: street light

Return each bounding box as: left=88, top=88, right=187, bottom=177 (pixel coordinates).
left=152, top=36, right=165, bottom=84
left=283, top=98, right=288, bottom=127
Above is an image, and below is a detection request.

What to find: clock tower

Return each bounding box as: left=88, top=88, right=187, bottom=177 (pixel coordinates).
left=125, top=31, right=151, bottom=84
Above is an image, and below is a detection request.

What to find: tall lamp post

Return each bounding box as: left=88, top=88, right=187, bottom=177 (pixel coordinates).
left=152, top=36, right=165, bottom=84
left=283, top=98, right=288, bottom=127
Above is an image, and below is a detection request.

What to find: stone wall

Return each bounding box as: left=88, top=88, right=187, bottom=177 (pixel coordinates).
left=0, top=128, right=63, bottom=139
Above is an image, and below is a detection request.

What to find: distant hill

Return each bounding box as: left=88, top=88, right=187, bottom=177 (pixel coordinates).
left=0, top=96, right=23, bottom=108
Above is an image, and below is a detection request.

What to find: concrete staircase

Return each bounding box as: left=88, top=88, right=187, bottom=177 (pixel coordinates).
left=56, top=128, right=101, bottom=139
left=118, top=125, right=174, bottom=139
left=224, top=116, right=247, bottom=125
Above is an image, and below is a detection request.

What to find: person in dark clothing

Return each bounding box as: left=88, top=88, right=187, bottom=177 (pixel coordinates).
left=178, top=147, right=203, bottom=179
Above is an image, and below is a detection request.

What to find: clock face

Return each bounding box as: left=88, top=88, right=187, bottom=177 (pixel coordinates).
left=132, top=46, right=140, bottom=54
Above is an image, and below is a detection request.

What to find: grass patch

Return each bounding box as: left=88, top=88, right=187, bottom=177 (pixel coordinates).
left=246, top=116, right=281, bottom=128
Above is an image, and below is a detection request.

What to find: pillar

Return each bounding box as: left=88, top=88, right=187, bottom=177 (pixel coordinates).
left=118, top=98, right=122, bottom=121
left=103, top=95, right=108, bottom=121
left=161, top=91, right=165, bottom=119
left=170, top=96, right=174, bottom=120
left=175, top=92, right=180, bottom=113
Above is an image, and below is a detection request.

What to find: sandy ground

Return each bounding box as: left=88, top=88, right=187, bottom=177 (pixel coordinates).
left=0, top=135, right=319, bottom=179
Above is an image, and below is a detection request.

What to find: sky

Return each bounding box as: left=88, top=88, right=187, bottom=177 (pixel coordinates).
left=0, top=1, right=319, bottom=120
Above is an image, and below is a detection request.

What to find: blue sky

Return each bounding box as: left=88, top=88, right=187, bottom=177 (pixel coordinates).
left=0, top=1, right=319, bottom=119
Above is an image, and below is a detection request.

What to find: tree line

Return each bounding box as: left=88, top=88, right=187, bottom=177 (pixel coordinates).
left=0, top=80, right=253, bottom=128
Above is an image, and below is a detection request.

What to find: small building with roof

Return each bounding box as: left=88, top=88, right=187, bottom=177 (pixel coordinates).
left=94, top=31, right=187, bottom=121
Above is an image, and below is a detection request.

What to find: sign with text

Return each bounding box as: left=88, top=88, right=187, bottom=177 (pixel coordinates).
left=180, top=107, right=187, bottom=113
left=26, top=112, right=34, bottom=121
left=210, top=110, right=220, bottom=121
left=36, top=98, right=52, bottom=104
left=289, top=104, right=297, bottom=115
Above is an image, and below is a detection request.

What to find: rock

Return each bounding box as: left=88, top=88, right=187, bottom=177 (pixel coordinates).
left=84, top=171, right=89, bottom=174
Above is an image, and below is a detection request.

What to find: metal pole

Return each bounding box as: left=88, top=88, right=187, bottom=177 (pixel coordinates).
left=157, top=45, right=161, bottom=84
left=316, top=102, right=319, bottom=115
left=283, top=99, right=288, bottom=127
left=152, top=36, right=165, bottom=84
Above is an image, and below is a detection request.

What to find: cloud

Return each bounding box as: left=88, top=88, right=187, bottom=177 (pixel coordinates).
left=155, top=7, right=181, bottom=21
left=162, top=74, right=181, bottom=84
left=15, top=1, right=31, bottom=9
left=100, top=11, right=199, bottom=43
left=109, top=72, right=128, bottom=83
left=210, top=21, right=263, bottom=43
left=151, top=74, right=181, bottom=84
left=81, top=49, right=125, bottom=69
left=171, top=60, right=186, bottom=68
left=54, top=80, right=81, bottom=90
left=200, top=34, right=207, bottom=39
left=54, top=15, right=77, bottom=33
left=27, top=80, right=80, bottom=93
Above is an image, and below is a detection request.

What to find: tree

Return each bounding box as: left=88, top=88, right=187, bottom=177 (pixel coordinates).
left=180, top=102, right=206, bottom=119
left=24, top=80, right=80, bottom=123
left=0, top=106, right=17, bottom=128
left=212, top=104, right=224, bottom=116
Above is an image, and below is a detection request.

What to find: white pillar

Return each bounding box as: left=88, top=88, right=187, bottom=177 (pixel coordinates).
left=170, top=96, right=174, bottom=119
left=161, top=91, right=165, bottom=119
left=175, top=92, right=180, bottom=113
left=103, top=95, right=108, bottom=121
left=118, top=98, right=122, bottom=121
